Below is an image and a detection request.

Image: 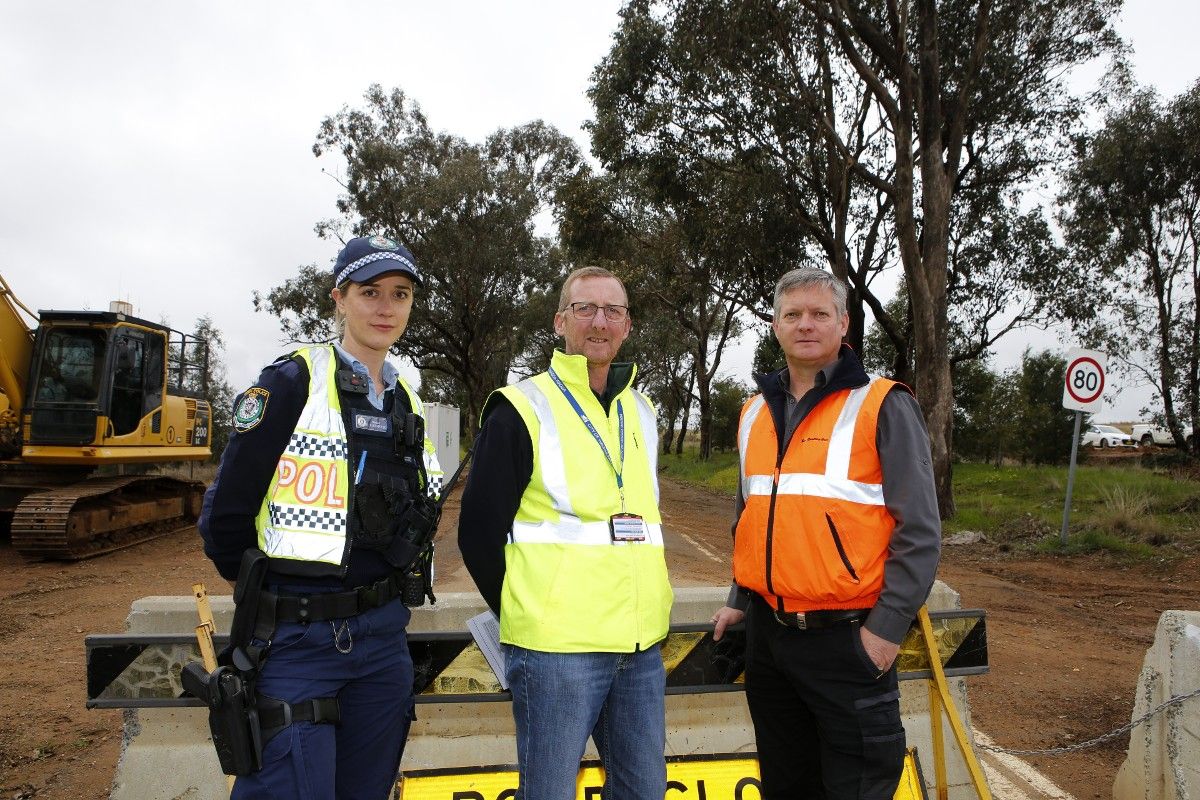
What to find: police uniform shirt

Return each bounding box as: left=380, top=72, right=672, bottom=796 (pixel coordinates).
left=199, top=348, right=406, bottom=589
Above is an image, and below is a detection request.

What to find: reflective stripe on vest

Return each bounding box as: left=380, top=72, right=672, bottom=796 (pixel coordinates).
left=256, top=346, right=350, bottom=567
left=511, top=519, right=665, bottom=546
left=509, top=377, right=662, bottom=535
left=739, top=379, right=886, bottom=504
left=396, top=378, right=444, bottom=499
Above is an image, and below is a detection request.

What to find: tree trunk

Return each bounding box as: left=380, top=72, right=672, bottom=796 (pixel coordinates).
left=695, top=354, right=713, bottom=461
left=675, top=372, right=695, bottom=455
left=908, top=123, right=956, bottom=513
left=876, top=0, right=962, bottom=519
left=910, top=169, right=956, bottom=519
left=662, top=404, right=678, bottom=455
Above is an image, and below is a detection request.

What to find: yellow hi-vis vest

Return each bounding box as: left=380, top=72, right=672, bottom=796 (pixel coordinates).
left=492, top=350, right=672, bottom=652
left=255, top=345, right=443, bottom=571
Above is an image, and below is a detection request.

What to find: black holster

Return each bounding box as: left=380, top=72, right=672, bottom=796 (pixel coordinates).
left=182, top=662, right=263, bottom=776
left=185, top=549, right=343, bottom=775
left=183, top=549, right=271, bottom=775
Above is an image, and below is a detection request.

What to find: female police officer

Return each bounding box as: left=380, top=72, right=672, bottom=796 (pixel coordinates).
left=199, top=235, right=442, bottom=800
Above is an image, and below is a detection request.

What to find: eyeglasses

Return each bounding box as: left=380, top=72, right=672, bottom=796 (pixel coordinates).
left=562, top=302, right=629, bottom=322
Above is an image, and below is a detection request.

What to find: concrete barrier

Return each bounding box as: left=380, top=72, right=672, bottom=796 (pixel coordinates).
left=1113, top=610, right=1200, bottom=800
left=108, top=580, right=985, bottom=799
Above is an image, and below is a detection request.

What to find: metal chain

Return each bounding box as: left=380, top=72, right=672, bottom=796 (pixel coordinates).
left=974, top=685, right=1200, bottom=757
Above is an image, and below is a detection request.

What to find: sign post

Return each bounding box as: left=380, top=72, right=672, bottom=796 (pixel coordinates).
left=1060, top=348, right=1107, bottom=544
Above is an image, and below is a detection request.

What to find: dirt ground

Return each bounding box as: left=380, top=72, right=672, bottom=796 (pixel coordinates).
left=1, top=476, right=1198, bottom=799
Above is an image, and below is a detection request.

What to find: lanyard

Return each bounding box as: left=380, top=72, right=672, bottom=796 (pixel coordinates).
left=548, top=367, right=626, bottom=508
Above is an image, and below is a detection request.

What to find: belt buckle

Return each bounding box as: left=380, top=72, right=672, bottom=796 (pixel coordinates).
left=775, top=610, right=807, bottom=630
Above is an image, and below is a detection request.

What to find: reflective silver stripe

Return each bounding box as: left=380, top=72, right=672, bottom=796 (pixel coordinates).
left=825, top=377, right=881, bottom=481
left=744, top=472, right=884, bottom=505
left=305, top=347, right=335, bottom=413
left=630, top=390, right=660, bottom=505
left=261, top=524, right=347, bottom=563
left=744, top=474, right=775, bottom=497
left=779, top=472, right=884, bottom=505
left=397, top=377, right=443, bottom=496
left=513, top=379, right=575, bottom=517
left=739, top=395, right=766, bottom=498
left=511, top=519, right=665, bottom=546
left=740, top=379, right=887, bottom=508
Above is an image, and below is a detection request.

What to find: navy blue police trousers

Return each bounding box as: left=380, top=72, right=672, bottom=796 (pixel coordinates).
left=231, top=594, right=415, bottom=800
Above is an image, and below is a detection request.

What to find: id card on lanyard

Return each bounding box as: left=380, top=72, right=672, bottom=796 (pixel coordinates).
left=548, top=368, right=648, bottom=544
left=610, top=512, right=648, bottom=542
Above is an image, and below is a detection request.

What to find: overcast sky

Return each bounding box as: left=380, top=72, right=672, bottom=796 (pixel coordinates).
left=2, top=1, right=1196, bottom=421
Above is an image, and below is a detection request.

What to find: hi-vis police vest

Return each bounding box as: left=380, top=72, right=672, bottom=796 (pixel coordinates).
left=254, top=346, right=442, bottom=576
left=491, top=351, right=672, bottom=652
left=733, top=376, right=901, bottom=613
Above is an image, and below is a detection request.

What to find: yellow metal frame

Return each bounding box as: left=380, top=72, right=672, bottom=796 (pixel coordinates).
left=194, top=584, right=235, bottom=796
left=23, top=443, right=210, bottom=464
left=917, top=605, right=991, bottom=799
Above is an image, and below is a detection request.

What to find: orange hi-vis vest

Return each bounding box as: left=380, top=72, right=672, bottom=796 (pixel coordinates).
left=733, top=375, right=902, bottom=613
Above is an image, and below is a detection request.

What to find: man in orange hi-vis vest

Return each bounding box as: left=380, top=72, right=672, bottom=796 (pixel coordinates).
left=712, top=268, right=942, bottom=799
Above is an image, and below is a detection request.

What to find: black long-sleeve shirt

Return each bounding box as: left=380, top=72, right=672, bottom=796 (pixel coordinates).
left=456, top=397, right=531, bottom=615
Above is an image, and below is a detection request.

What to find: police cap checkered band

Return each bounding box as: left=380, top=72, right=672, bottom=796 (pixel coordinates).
left=332, top=235, right=422, bottom=287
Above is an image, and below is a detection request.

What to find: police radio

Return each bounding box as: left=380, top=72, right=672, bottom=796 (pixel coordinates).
left=395, top=441, right=475, bottom=606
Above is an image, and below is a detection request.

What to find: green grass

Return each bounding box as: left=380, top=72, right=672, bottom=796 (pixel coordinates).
left=658, top=448, right=1200, bottom=558
left=949, top=462, right=1196, bottom=547
left=658, top=448, right=740, bottom=493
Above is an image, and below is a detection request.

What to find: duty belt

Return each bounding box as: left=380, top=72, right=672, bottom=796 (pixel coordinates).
left=259, top=571, right=407, bottom=625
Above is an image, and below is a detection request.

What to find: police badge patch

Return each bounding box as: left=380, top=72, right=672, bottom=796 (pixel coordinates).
left=352, top=412, right=392, bottom=437
left=233, top=387, right=270, bottom=433
left=367, top=235, right=399, bottom=250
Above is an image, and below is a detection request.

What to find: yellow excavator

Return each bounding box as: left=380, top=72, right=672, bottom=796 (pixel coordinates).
left=1, top=274, right=211, bottom=559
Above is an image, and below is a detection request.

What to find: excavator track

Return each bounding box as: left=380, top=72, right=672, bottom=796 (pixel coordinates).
left=11, top=475, right=205, bottom=560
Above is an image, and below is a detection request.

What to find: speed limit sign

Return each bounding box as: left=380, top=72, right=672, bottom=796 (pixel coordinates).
left=1062, top=348, right=1107, bottom=412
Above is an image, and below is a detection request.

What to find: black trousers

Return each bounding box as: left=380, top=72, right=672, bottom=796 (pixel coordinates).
left=744, top=595, right=906, bottom=799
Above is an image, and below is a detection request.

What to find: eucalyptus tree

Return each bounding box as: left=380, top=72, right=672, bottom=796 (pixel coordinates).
left=1059, top=82, right=1200, bottom=453
left=590, top=0, right=1121, bottom=514
left=255, top=85, right=584, bottom=434
left=557, top=165, right=771, bottom=459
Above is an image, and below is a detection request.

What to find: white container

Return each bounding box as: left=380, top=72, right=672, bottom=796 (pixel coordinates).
left=423, top=402, right=460, bottom=478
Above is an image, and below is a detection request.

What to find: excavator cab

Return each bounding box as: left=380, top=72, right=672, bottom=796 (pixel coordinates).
left=0, top=285, right=214, bottom=559
left=23, top=308, right=211, bottom=463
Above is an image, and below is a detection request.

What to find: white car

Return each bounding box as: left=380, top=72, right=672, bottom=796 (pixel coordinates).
left=1131, top=422, right=1194, bottom=448
left=1081, top=424, right=1134, bottom=448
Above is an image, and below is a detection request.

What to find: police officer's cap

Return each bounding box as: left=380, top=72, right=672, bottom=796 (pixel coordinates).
left=332, top=235, right=422, bottom=287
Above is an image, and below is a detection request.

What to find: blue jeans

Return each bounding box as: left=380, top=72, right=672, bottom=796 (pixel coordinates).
left=232, top=595, right=415, bottom=800
left=506, top=644, right=667, bottom=800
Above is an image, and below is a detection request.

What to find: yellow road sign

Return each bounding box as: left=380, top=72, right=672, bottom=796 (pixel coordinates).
left=399, top=750, right=927, bottom=799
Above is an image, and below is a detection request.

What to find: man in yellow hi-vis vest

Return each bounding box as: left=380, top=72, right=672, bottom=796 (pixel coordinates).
left=459, top=266, right=672, bottom=800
